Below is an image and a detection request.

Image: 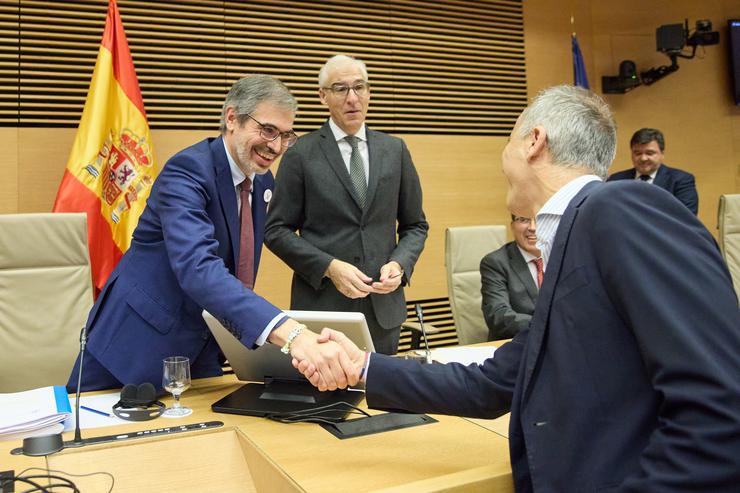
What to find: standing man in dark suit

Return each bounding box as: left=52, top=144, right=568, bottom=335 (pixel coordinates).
left=607, top=127, right=698, bottom=214
left=265, top=54, right=428, bottom=355
left=68, top=75, right=358, bottom=392
left=298, top=86, right=740, bottom=491
left=480, top=215, right=541, bottom=340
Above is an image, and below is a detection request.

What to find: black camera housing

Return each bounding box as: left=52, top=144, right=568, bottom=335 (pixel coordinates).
left=688, top=20, right=720, bottom=47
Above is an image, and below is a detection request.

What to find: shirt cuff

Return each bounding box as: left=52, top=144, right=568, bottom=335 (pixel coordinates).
left=360, top=352, right=371, bottom=382
left=254, top=312, right=289, bottom=346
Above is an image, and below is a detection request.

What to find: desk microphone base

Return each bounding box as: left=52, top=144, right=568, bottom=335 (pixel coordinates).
left=11, top=421, right=224, bottom=456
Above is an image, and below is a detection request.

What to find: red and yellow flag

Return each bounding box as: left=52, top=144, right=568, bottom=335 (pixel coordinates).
left=53, top=0, right=157, bottom=295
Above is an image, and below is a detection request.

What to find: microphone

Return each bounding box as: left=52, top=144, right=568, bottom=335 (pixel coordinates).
left=414, top=303, right=432, bottom=364
left=70, top=325, right=88, bottom=447
left=16, top=326, right=87, bottom=456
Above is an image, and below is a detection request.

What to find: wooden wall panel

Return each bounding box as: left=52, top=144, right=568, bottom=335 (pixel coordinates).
left=0, top=128, right=18, bottom=212
left=1, top=0, right=526, bottom=134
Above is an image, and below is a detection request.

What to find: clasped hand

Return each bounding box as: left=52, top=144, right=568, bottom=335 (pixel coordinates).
left=287, top=328, right=360, bottom=391
left=293, top=328, right=366, bottom=391
left=326, top=259, right=404, bottom=298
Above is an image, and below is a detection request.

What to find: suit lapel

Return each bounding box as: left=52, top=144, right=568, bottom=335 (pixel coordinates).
left=521, top=181, right=600, bottom=398
left=652, top=165, right=669, bottom=190
left=364, top=128, right=384, bottom=211
left=508, top=243, right=538, bottom=301
left=251, top=174, right=269, bottom=271
left=211, top=136, right=240, bottom=270
left=317, top=121, right=365, bottom=210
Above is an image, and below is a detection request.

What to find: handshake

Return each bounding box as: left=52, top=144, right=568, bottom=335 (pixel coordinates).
left=271, top=321, right=367, bottom=391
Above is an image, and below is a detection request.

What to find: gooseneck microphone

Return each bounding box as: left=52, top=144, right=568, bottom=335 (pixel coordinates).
left=70, top=325, right=88, bottom=447
left=414, top=304, right=433, bottom=364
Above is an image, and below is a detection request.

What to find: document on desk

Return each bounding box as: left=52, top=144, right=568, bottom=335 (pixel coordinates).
left=431, top=346, right=497, bottom=365
left=66, top=392, right=129, bottom=430
left=0, top=386, right=71, bottom=440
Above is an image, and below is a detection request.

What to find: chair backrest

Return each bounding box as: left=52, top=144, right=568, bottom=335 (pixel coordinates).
left=445, top=225, right=507, bottom=345
left=0, top=213, right=94, bottom=392
left=718, top=194, right=740, bottom=303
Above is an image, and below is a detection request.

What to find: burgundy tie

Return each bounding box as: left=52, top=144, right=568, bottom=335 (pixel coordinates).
left=532, top=257, right=544, bottom=289
left=237, top=178, right=254, bottom=289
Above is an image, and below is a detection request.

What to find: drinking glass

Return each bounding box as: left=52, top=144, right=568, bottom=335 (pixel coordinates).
left=162, top=356, right=192, bottom=417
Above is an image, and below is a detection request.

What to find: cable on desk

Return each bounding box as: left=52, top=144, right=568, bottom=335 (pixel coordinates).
left=265, top=401, right=370, bottom=425
left=5, top=466, right=115, bottom=493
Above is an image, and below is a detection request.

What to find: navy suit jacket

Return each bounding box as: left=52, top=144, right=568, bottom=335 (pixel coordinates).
left=78, top=137, right=282, bottom=389
left=480, top=241, right=538, bottom=340
left=607, top=164, right=698, bottom=214
left=366, top=181, right=740, bottom=492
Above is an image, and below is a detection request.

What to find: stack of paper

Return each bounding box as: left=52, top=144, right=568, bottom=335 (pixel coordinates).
left=0, top=386, right=72, bottom=440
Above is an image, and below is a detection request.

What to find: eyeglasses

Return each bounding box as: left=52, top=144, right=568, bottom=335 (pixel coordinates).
left=323, top=81, right=370, bottom=98
left=245, top=114, right=298, bottom=148
left=513, top=217, right=532, bottom=225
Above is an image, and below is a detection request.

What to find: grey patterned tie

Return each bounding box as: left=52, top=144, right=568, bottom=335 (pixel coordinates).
left=345, top=135, right=367, bottom=207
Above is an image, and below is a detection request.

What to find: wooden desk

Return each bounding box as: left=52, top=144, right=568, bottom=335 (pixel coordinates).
left=2, top=376, right=513, bottom=492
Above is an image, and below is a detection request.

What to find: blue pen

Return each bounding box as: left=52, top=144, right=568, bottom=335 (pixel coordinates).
left=81, top=405, right=111, bottom=417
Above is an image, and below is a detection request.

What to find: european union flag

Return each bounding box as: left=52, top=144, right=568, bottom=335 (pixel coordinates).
left=572, top=33, right=590, bottom=89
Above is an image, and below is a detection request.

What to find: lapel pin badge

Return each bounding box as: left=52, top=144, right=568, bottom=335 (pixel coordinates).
left=263, top=189, right=272, bottom=203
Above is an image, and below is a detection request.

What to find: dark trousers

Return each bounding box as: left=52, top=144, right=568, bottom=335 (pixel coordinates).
left=360, top=297, right=400, bottom=355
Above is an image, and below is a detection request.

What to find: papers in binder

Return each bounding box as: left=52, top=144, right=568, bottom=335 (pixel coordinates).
left=0, top=386, right=72, bottom=440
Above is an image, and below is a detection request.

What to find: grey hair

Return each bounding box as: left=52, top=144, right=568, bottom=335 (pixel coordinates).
left=318, top=54, right=369, bottom=87
left=219, top=74, right=297, bottom=134
left=516, top=85, right=617, bottom=179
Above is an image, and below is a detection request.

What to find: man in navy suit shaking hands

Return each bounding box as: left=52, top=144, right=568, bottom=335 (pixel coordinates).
left=299, top=86, right=740, bottom=492
left=69, top=75, right=359, bottom=393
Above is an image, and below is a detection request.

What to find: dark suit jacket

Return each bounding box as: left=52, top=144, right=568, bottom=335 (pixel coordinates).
left=480, top=241, right=538, bottom=340
left=77, top=137, right=283, bottom=389
left=607, top=164, right=698, bottom=214
left=264, top=121, right=428, bottom=331
left=366, top=181, right=740, bottom=492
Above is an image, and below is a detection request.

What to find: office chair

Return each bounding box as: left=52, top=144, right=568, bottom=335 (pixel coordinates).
left=0, top=213, right=94, bottom=392
left=445, top=225, right=507, bottom=345
left=718, top=194, right=740, bottom=304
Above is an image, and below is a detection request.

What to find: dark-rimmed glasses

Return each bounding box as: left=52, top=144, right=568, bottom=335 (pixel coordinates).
left=245, top=114, right=298, bottom=148
left=322, top=81, right=370, bottom=98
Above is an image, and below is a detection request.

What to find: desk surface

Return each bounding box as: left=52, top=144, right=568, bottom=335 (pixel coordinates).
left=2, top=367, right=512, bottom=492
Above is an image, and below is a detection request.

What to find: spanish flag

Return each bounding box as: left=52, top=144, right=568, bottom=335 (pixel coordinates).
left=53, top=0, right=157, bottom=295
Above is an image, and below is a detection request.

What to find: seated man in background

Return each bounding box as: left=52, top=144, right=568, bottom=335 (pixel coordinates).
left=67, top=75, right=357, bottom=393
left=480, top=215, right=541, bottom=340
left=607, top=127, right=698, bottom=214
left=298, top=86, right=740, bottom=492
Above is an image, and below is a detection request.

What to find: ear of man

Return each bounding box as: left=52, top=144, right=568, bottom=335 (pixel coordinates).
left=526, top=126, right=548, bottom=162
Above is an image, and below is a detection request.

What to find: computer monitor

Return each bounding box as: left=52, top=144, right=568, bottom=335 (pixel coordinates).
left=203, top=310, right=373, bottom=418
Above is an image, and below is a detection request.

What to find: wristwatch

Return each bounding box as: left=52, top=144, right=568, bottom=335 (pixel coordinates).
left=280, top=324, right=306, bottom=355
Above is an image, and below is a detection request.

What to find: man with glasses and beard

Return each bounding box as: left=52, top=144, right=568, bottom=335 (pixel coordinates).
left=265, top=54, right=428, bottom=355
left=68, top=75, right=359, bottom=393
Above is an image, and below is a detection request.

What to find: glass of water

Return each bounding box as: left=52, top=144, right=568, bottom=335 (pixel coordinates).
left=162, top=356, right=192, bottom=418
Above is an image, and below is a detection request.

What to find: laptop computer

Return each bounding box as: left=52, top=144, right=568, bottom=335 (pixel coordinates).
left=203, top=310, right=374, bottom=419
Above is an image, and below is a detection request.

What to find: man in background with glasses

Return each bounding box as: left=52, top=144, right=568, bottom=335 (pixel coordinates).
left=266, top=54, right=428, bottom=355
left=68, top=75, right=359, bottom=392
left=480, top=215, right=541, bottom=341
